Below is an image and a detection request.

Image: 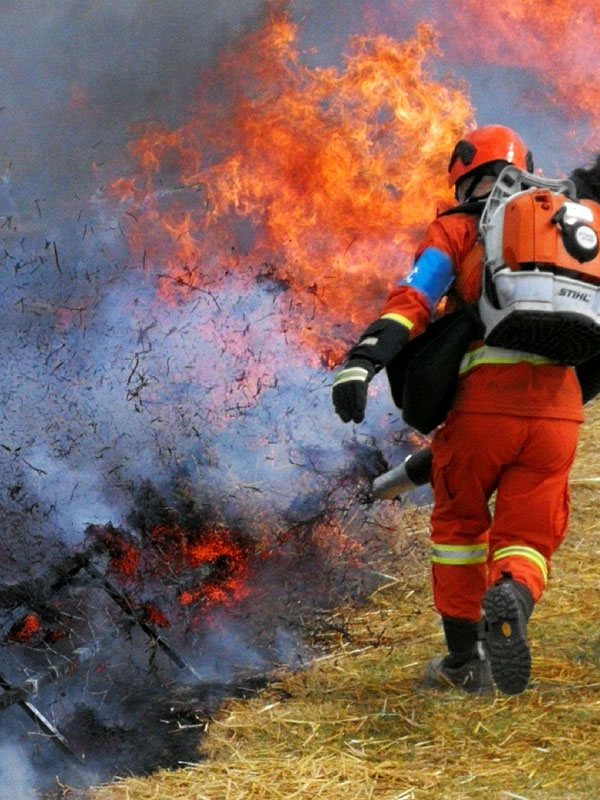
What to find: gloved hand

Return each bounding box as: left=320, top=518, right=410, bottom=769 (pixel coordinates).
left=332, top=316, right=410, bottom=423
left=332, top=358, right=376, bottom=423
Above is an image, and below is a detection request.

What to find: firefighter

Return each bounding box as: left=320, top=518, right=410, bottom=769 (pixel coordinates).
left=332, top=125, right=584, bottom=695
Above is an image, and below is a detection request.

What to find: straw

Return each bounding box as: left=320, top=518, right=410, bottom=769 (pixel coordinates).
left=82, top=399, right=600, bottom=800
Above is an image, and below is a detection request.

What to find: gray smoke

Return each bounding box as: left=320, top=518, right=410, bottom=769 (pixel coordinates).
left=0, top=0, right=382, bottom=561
left=0, top=0, right=596, bottom=793
left=1, top=1, right=269, bottom=207
left=0, top=8, right=391, bottom=789
left=0, top=743, right=37, bottom=800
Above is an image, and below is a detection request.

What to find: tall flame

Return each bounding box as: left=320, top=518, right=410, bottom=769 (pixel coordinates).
left=112, top=11, right=473, bottom=362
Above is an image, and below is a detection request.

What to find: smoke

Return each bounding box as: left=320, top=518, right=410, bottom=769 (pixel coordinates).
left=0, top=1, right=270, bottom=207
left=2, top=0, right=586, bottom=565
left=1, top=0, right=598, bottom=793
left=0, top=743, right=37, bottom=800
left=18, top=448, right=125, bottom=540
left=1, top=0, right=593, bottom=216
left=0, top=0, right=393, bottom=550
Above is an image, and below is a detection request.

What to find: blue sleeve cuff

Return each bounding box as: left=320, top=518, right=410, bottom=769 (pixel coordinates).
left=398, top=247, right=454, bottom=308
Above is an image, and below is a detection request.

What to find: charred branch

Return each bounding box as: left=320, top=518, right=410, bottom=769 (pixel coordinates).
left=0, top=620, right=135, bottom=713
left=82, top=560, right=203, bottom=680
left=0, top=670, right=85, bottom=765
left=0, top=548, right=98, bottom=612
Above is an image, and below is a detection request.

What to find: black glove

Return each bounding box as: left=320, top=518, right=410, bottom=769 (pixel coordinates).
left=332, top=358, right=376, bottom=423
left=348, top=316, right=410, bottom=365
left=332, top=317, right=410, bottom=423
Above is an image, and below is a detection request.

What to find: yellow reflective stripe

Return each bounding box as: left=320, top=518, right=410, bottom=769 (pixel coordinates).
left=333, top=366, right=369, bottom=386
left=431, top=543, right=488, bottom=565
left=494, top=546, right=548, bottom=584
left=380, top=312, right=414, bottom=330
left=459, top=345, right=558, bottom=376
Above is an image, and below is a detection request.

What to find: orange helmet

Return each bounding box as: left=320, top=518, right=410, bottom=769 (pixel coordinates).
left=448, top=125, right=533, bottom=188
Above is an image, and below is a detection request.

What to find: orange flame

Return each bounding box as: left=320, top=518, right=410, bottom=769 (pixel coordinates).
left=86, top=522, right=255, bottom=628
left=112, top=12, right=473, bottom=362
left=149, top=524, right=252, bottom=610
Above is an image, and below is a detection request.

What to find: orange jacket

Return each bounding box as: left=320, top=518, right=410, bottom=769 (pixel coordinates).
left=380, top=211, right=584, bottom=422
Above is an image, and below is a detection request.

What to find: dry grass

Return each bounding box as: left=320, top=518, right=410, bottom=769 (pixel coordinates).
left=85, top=400, right=600, bottom=800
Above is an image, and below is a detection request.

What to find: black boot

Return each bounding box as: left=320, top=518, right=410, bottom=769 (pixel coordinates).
left=423, top=617, right=493, bottom=695
left=483, top=576, right=534, bottom=696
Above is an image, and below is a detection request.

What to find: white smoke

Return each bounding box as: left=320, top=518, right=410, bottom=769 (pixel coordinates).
left=0, top=1, right=596, bottom=793
left=0, top=744, right=37, bottom=800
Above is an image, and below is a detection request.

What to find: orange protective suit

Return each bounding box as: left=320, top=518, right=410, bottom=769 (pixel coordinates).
left=380, top=211, right=583, bottom=622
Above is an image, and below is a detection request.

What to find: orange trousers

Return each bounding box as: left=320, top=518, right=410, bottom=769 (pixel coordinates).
left=430, top=409, right=579, bottom=622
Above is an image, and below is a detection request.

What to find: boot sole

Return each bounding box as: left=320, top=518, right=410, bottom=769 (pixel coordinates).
left=484, top=583, right=531, bottom=695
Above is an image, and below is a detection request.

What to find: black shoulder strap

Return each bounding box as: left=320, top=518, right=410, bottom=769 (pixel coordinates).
left=438, top=199, right=486, bottom=218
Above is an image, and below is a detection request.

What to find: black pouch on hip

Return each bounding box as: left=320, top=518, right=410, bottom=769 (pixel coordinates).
left=385, top=310, right=479, bottom=434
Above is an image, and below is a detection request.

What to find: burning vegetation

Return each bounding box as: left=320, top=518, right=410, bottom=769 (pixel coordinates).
left=2, top=0, right=600, bottom=797
left=110, top=15, right=472, bottom=363
left=0, top=474, right=395, bottom=790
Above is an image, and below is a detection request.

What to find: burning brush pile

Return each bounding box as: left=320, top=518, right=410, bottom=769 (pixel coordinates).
left=0, top=8, right=452, bottom=792
left=0, top=479, right=405, bottom=792
left=2, top=0, right=600, bottom=796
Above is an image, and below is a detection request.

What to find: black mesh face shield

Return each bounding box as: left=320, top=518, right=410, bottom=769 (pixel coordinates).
left=455, top=160, right=514, bottom=202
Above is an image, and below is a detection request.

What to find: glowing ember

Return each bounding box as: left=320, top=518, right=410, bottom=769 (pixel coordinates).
left=88, top=521, right=253, bottom=624
left=142, top=604, right=171, bottom=628
left=94, top=526, right=141, bottom=577
left=6, top=613, right=42, bottom=644
left=152, top=524, right=252, bottom=610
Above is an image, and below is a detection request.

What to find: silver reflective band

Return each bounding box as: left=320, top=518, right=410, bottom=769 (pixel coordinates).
left=431, top=543, right=488, bottom=565
left=459, top=345, right=558, bottom=376
left=333, top=366, right=369, bottom=386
